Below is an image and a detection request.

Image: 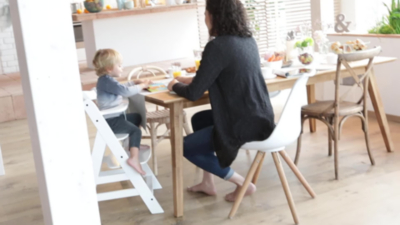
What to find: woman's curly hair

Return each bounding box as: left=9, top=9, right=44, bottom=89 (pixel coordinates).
left=206, top=0, right=252, bottom=37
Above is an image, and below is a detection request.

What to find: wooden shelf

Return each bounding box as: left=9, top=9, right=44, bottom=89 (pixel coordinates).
left=72, top=3, right=197, bottom=22
left=328, top=33, right=400, bottom=39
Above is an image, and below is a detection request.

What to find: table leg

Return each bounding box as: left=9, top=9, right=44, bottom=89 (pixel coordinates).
left=169, top=102, right=184, bottom=217
left=0, top=145, right=4, bottom=176
left=307, top=84, right=317, bottom=133
left=368, top=68, right=394, bottom=152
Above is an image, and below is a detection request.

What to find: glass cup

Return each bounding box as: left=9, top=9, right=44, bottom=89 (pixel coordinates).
left=193, top=49, right=202, bottom=71
left=171, top=62, right=182, bottom=78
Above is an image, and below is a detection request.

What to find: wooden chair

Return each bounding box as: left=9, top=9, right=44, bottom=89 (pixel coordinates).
left=294, top=47, right=382, bottom=180
left=229, top=73, right=317, bottom=224
left=0, top=145, right=4, bottom=176
left=83, top=91, right=164, bottom=214
left=127, top=66, right=192, bottom=176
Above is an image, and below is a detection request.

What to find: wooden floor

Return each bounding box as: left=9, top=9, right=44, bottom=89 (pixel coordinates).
left=0, top=99, right=400, bottom=225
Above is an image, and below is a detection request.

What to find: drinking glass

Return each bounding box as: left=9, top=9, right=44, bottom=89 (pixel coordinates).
left=193, top=49, right=202, bottom=71
left=171, top=62, right=182, bottom=78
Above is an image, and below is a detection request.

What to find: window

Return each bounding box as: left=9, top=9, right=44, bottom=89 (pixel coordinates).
left=196, top=0, right=312, bottom=54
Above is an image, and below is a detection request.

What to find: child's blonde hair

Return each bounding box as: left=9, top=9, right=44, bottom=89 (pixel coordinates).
left=92, top=49, right=123, bottom=76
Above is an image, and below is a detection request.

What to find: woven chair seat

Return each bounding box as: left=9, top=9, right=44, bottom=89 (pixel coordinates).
left=302, top=101, right=363, bottom=117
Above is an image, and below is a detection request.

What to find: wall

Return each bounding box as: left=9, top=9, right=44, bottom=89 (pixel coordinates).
left=0, top=0, right=18, bottom=74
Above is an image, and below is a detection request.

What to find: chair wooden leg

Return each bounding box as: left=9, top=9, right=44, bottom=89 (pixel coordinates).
left=228, top=151, right=264, bottom=219
left=149, top=122, right=158, bottom=176
left=328, top=127, right=332, bottom=157
left=252, top=152, right=266, bottom=185
left=272, top=152, right=299, bottom=225
left=279, top=151, right=316, bottom=198
left=333, top=116, right=339, bottom=180
left=294, top=133, right=302, bottom=165
left=362, top=117, right=375, bottom=166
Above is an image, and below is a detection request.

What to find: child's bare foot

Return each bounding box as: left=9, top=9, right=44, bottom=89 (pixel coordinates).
left=127, top=157, right=146, bottom=175
left=187, top=182, right=217, bottom=196
left=224, top=183, right=256, bottom=202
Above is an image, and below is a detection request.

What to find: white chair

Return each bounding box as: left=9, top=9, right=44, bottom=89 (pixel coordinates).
left=228, top=72, right=317, bottom=224
left=83, top=91, right=163, bottom=214
left=127, top=66, right=192, bottom=176
left=0, top=145, right=5, bottom=176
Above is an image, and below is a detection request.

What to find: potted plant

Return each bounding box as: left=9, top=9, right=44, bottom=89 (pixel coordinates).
left=295, top=37, right=314, bottom=65
left=369, top=0, right=400, bottom=34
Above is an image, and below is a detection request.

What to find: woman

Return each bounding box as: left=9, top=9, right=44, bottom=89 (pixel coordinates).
left=168, top=0, right=275, bottom=202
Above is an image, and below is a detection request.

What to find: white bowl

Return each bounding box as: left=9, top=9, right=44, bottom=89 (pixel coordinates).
left=263, top=60, right=283, bottom=70
left=261, top=67, right=276, bottom=79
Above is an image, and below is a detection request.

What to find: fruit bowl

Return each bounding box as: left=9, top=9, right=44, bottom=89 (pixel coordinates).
left=84, top=0, right=104, bottom=13
left=298, top=53, right=314, bottom=66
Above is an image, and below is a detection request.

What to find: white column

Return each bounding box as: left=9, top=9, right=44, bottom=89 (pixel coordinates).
left=311, top=0, right=335, bottom=31
left=0, top=145, right=4, bottom=176
left=10, top=1, right=101, bottom=224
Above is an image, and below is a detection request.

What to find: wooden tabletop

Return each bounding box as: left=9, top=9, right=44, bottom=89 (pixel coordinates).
left=144, top=56, right=397, bottom=106
left=72, top=3, right=197, bottom=22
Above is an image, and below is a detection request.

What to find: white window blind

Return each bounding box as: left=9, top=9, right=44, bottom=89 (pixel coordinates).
left=334, top=0, right=341, bottom=18
left=196, top=0, right=312, bottom=54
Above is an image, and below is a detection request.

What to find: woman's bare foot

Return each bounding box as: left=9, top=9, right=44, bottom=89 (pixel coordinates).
left=224, top=183, right=256, bottom=202
left=127, top=157, right=146, bottom=175
left=187, top=182, right=217, bottom=196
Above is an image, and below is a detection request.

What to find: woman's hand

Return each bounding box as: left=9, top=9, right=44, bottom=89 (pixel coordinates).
left=168, top=79, right=179, bottom=91
left=176, top=76, right=194, bottom=84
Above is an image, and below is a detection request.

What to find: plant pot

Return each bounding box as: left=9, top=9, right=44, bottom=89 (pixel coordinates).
left=84, top=0, right=105, bottom=13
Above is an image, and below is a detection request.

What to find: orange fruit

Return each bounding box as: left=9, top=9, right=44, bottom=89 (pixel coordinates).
left=106, top=4, right=111, bottom=9
left=76, top=9, right=83, bottom=14
left=84, top=9, right=89, bottom=13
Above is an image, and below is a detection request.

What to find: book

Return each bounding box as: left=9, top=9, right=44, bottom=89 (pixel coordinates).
left=145, top=83, right=168, bottom=93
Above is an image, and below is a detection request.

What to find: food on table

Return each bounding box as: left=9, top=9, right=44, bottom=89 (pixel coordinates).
left=267, top=54, right=283, bottom=62
left=330, top=41, right=343, bottom=54
left=298, top=53, right=314, bottom=65
left=84, top=9, right=89, bottom=13
left=106, top=4, right=112, bottom=9
left=331, top=39, right=368, bottom=54
left=346, top=39, right=367, bottom=51
left=77, top=9, right=83, bottom=14
left=184, top=67, right=196, bottom=73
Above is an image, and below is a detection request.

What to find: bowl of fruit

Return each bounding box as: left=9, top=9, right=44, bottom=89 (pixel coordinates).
left=298, top=52, right=314, bottom=65
left=84, top=0, right=104, bottom=13
left=262, top=51, right=284, bottom=69
left=295, top=37, right=315, bottom=66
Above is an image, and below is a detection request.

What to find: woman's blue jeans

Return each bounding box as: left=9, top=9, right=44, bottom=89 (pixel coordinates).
left=183, top=110, right=234, bottom=180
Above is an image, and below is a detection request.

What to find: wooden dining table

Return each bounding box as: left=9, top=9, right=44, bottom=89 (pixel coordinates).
left=144, top=56, right=396, bottom=218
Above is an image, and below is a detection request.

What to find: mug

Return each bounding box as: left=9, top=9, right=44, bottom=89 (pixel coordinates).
left=261, top=67, right=275, bottom=79
left=125, top=1, right=134, bottom=9
left=116, top=0, right=124, bottom=10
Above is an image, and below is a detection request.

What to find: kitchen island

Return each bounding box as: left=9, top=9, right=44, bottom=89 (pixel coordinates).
left=72, top=4, right=200, bottom=68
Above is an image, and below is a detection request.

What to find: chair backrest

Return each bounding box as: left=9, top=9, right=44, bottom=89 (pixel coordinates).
left=334, top=47, right=382, bottom=110
left=264, top=72, right=314, bottom=148
left=127, top=65, right=168, bottom=81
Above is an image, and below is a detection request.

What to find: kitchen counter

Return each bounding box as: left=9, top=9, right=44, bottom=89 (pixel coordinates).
left=72, top=3, right=197, bottom=22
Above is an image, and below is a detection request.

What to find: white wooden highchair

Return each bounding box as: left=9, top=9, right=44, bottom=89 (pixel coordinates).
left=83, top=90, right=163, bottom=214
